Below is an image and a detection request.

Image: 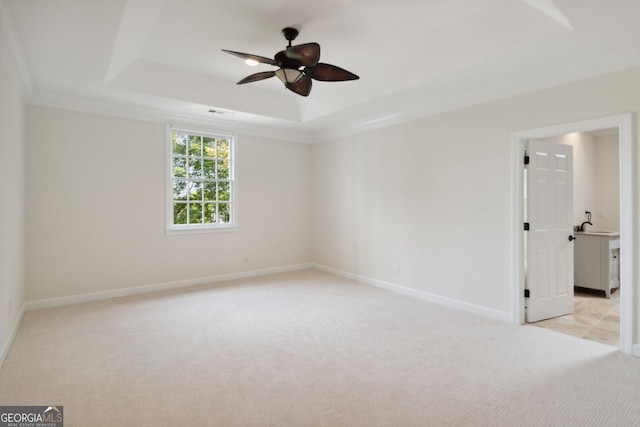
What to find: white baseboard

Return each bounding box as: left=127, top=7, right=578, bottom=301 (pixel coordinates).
left=25, top=263, right=314, bottom=311
left=0, top=304, right=25, bottom=369
left=312, top=264, right=512, bottom=323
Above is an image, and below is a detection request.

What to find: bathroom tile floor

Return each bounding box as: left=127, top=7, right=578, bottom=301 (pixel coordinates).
left=529, top=287, right=620, bottom=347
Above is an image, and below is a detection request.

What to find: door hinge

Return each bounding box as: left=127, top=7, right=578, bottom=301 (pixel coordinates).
left=524, top=155, right=530, bottom=165
left=524, top=289, right=530, bottom=298
left=524, top=222, right=530, bottom=231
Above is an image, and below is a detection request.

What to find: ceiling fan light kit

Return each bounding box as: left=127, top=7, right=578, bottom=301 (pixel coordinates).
left=274, top=68, right=303, bottom=85
left=222, top=27, right=359, bottom=97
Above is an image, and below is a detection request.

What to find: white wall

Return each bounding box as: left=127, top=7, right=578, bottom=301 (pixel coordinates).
left=25, top=106, right=311, bottom=300
left=543, top=132, right=620, bottom=232
left=0, top=29, right=26, bottom=359
left=595, top=133, right=620, bottom=231
left=311, top=67, right=640, bottom=315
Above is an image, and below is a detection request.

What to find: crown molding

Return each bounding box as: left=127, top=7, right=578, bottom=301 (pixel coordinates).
left=24, top=47, right=640, bottom=147
left=18, top=36, right=640, bottom=147
left=28, top=90, right=315, bottom=144
left=311, top=48, right=640, bottom=143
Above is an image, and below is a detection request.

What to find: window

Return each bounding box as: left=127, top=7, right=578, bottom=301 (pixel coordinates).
left=167, top=126, right=236, bottom=232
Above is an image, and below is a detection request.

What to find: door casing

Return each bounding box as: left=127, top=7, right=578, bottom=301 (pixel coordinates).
left=511, top=114, right=634, bottom=355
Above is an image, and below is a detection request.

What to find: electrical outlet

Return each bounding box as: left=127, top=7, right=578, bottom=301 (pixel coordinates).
left=244, top=256, right=249, bottom=262
left=599, top=209, right=605, bottom=218
left=393, top=265, right=400, bottom=275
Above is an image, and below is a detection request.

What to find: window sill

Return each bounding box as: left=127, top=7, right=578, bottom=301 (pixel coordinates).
left=166, top=225, right=239, bottom=235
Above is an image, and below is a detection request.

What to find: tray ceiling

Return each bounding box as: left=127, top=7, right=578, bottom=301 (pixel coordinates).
left=3, top=0, right=640, bottom=140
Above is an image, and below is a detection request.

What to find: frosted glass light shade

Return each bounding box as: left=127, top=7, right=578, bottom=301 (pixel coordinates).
left=275, top=68, right=303, bottom=84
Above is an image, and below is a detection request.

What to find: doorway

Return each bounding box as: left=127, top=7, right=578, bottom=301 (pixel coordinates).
left=510, top=114, right=634, bottom=355
left=527, top=129, right=621, bottom=347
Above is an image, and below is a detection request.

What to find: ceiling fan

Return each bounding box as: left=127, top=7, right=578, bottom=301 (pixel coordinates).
left=222, top=27, right=359, bottom=97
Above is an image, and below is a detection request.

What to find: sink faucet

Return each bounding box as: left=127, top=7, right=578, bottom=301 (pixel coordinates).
left=579, top=221, right=593, bottom=232
left=579, top=211, right=593, bottom=232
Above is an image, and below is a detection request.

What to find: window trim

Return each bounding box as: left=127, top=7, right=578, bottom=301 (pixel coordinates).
left=165, top=124, right=238, bottom=234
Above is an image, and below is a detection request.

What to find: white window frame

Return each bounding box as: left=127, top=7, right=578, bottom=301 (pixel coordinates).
left=166, top=124, right=238, bottom=234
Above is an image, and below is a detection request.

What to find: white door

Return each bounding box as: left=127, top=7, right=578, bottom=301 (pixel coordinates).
left=526, top=140, right=574, bottom=322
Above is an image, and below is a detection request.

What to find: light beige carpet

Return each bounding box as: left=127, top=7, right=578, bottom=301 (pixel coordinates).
left=1, top=269, right=640, bottom=426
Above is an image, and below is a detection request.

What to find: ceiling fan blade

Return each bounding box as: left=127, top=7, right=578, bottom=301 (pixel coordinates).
left=221, top=49, right=278, bottom=66
left=237, top=71, right=276, bottom=85
left=287, top=75, right=312, bottom=97
left=284, top=43, right=320, bottom=67
left=307, top=63, right=359, bottom=81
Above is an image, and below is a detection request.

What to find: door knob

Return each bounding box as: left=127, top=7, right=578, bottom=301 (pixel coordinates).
left=568, top=235, right=576, bottom=242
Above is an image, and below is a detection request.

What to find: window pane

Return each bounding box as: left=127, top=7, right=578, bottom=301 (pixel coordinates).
left=203, top=159, right=216, bottom=179
left=172, top=157, right=186, bottom=178
left=218, top=203, right=230, bottom=223
left=203, top=137, right=216, bottom=158
left=169, top=129, right=234, bottom=229
left=189, top=203, right=203, bottom=224
left=188, top=158, right=203, bottom=178
left=204, top=182, right=216, bottom=201
left=217, top=139, right=230, bottom=159
left=173, top=180, right=188, bottom=201
left=189, top=181, right=202, bottom=201
left=172, top=133, right=187, bottom=155
left=188, top=135, right=202, bottom=156
left=217, top=159, right=229, bottom=179
left=173, top=203, right=188, bottom=224
left=218, top=182, right=230, bottom=201
left=204, top=203, right=216, bottom=223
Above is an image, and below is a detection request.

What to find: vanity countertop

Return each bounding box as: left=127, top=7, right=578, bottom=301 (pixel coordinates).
left=576, top=231, right=620, bottom=237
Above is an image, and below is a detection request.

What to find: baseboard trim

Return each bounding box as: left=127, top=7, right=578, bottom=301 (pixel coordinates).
left=0, top=304, right=25, bottom=369
left=312, top=264, right=512, bottom=323
left=25, top=263, right=314, bottom=311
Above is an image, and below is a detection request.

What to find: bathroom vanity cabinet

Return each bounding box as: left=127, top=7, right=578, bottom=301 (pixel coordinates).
left=574, top=232, right=620, bottom=298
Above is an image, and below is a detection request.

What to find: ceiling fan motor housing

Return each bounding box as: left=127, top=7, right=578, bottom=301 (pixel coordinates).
left=282, top=27, right=299, bottom=45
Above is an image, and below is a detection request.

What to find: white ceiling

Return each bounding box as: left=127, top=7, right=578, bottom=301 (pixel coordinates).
left=3, top=0, right=640, bottom=140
